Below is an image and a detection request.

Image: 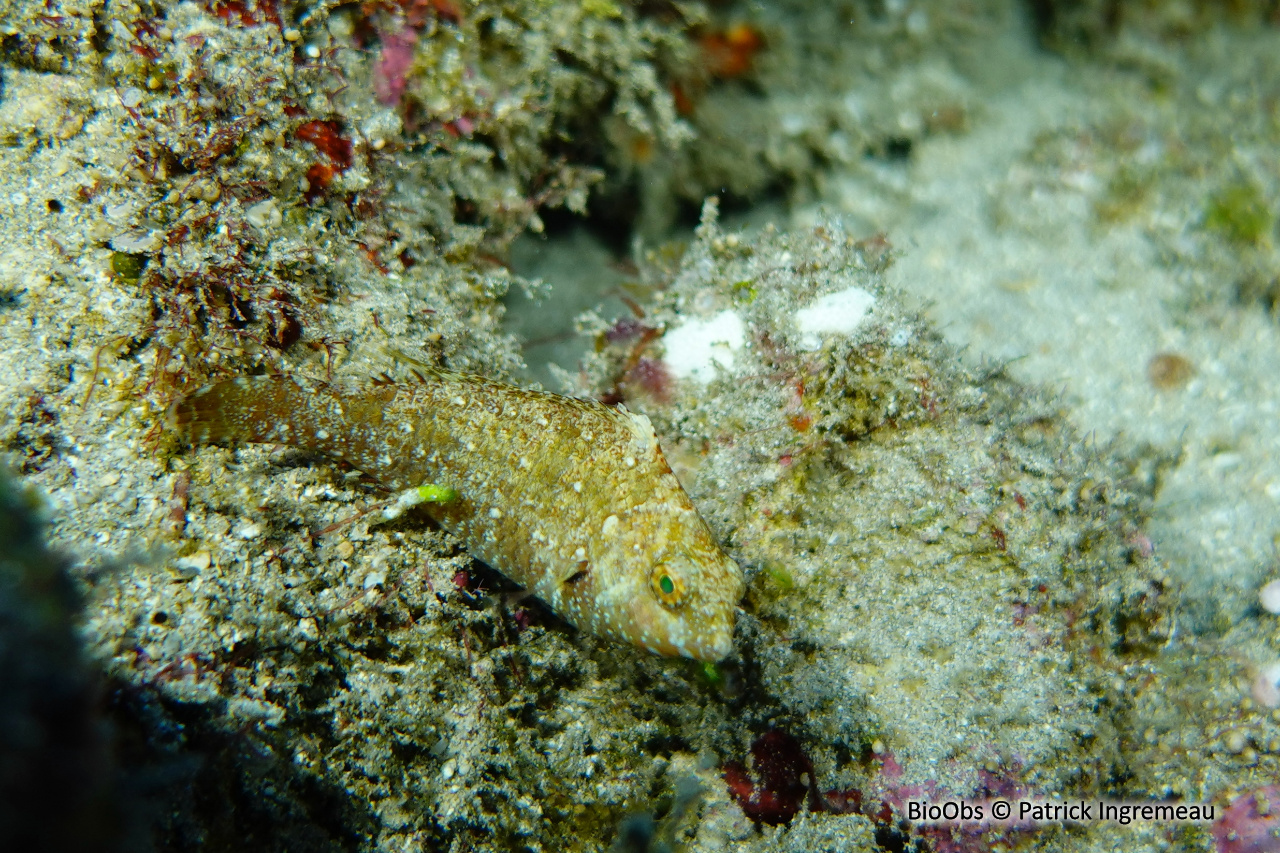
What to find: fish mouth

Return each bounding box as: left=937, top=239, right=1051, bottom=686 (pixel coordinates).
left=626, top=604, right=736, bottom=661
left=688, top=625, right=735, bottom=662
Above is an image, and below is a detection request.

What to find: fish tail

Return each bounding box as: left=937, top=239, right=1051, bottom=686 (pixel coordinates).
left=170, top=376, right=318, bottom=447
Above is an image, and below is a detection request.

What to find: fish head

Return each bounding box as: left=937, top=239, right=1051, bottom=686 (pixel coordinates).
left=595, top=505, right=745, bottom=661
left=629, top=550, right=743, bottom=661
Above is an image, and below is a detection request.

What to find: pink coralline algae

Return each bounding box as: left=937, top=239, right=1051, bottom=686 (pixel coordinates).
left=374, top=26, right=418, bottom=106
left=1213, top=786, right=1280, bottom=853
left=853, top=752, right=1037, bottom=853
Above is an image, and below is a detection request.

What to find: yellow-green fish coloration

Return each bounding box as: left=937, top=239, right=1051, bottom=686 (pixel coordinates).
left=171, top=371, right=744, bottom=660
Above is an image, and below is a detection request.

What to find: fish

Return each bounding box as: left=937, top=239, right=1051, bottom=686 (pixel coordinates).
left=170, top=369, right=744, bottom=661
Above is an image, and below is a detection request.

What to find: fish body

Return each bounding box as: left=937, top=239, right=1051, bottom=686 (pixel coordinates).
left=172, top=371, right=744, bottom=660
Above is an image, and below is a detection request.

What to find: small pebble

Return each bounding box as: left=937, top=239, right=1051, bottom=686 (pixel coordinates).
left=1225, top=730, right=1249, bottom=754
left=175, top=550, right=212, bottom=572
left=245, top=199, right=281, bottom=230
left=1259, top=578, right=1280, bottom=614
left=1252, top=662, right=1280, bottom=709
left=1147, top=352, right=1195, bottom=391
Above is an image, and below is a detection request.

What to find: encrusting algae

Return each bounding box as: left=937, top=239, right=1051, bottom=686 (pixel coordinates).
left=171, top=369, right=745, bottom=660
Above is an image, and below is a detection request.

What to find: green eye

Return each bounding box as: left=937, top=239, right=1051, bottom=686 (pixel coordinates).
left=651, top=566, right=685, bottom=606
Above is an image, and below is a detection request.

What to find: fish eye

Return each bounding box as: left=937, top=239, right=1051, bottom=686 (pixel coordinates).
left=651, top=564, right=686, bottom=607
